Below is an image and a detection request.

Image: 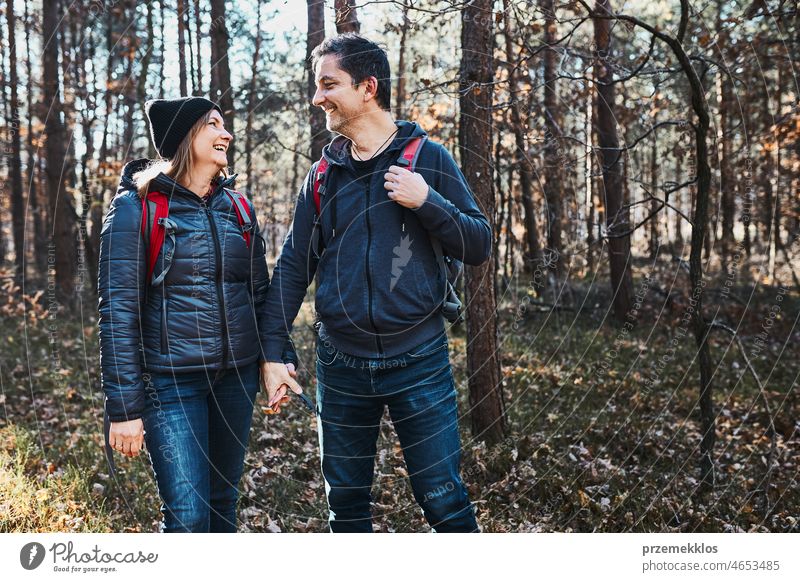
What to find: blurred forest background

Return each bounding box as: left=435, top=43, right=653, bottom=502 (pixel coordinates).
left=0, top=0, right=798, bottom=532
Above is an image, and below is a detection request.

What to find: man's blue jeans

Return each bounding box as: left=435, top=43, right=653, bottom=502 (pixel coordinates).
left=315, top=331, right=479, bottom=532
left=140, top=362, right=259, bottom=533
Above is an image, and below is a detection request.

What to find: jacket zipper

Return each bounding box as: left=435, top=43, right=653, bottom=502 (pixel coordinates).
left=160, top=287, right=168, bottom=353
left=364, top=182, right=383, bottom=356
left=204, top=200, right=229, bottom=371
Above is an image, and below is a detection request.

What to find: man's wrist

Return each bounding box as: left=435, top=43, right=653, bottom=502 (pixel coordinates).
left=411, top=185, right=431, bottom=210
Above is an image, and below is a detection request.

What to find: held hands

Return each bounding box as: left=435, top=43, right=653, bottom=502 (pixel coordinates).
left=109, top=419, right=144, bottom=458
left=384, top=165, right=429, bottom=209
left=260, top=361, right=303, bottom=414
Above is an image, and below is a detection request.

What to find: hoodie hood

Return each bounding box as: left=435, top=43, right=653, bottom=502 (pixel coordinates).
left=321, top=120, right=428, bottom=167
left=115, top=157, right=237, bottom=200
left=117, top=158, right=152, bottom=195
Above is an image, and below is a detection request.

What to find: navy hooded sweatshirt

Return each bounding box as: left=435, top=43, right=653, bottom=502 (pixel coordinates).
left=261, top=120, right=491, bottom=360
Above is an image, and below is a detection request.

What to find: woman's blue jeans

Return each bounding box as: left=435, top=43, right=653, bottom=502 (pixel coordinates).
left=141, top=362, right=259, bottom=533
left=316, top=331, right=479, bottom=532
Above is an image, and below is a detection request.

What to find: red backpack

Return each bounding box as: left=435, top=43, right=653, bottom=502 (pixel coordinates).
left=140, top=188, right=253, bottom=286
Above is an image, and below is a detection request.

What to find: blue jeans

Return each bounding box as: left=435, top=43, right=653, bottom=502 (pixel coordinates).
left=141, top=362, right=259, bottom=533
left=315, top=331, right=479, bottom=532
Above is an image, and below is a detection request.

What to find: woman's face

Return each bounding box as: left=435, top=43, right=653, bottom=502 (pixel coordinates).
left=191, top=109, right=232, bottom=170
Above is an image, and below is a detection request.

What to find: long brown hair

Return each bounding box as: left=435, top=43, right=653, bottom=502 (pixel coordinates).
left=134, top=109, right=228, bottom=198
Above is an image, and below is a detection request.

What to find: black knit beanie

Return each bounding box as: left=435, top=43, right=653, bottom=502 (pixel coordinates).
left=144, top=96, right=222, bottom=159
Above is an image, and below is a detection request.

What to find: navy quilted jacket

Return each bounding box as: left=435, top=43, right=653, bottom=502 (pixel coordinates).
left=98, top=158, right=296, bottom=422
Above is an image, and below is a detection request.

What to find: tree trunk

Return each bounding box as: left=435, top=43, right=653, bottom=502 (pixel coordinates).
left=185, top=0, right=196, bottom=94
left=459, top=0, right=506, bottom=445
left=43, top=0, right=78, bottom=301
left=138, top=0, right=154, bottom=142
left=6, top=0, right=25, bottom=283
left=177, top=0, right=188, bottom=95
left=24, top=0, right=46, bottom=276
left=307, top=0, right=327, bottom=161
left=159, top=0, right=166, bottom=96
left=593, top=0, right=634, bottom=322
left=334, top=0, right=360, bottom=33
left=649, top=137, right=659, bottom=260
left=0, top=1, right=8, bottom=264
left=674, top=144, right=684, bottom=245
left=718, top=69, right=736, bottom=267
left=210, top=0, right=236, bottom=168
left=194, top=0, right=204, bottom=95
left=502, top=0, right=541, bottom=281
left=395, top=0, right=410, bottom=119
left=541, top=0, right=564, bottom=284
left=245, top=0, right=264, bottom=194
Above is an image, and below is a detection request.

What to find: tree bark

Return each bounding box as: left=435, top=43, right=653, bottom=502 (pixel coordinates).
left=459, top=0, right=506, bottom=445
left=593, top=0, right=634, bottom=322
left=334, top=0, right=360, bottom=33
left=6, top=0, right=25, bottom=283
left=43, top=0, right=78, bottom=301
left=24, top=0, right=46, bottom=276
left=194, top=0, right=204, bottom=95
left=245, top=0, right=263, bottom=194
left=138, top=0, right=154, bottom=140
left=177, top=0, right=188, bottom=95
left=307, top=0, right=327, bottom=161
left=541, top=0, right=564, bottom=283
left=502, top=0, right=541, bottom=281
left=210, top=0, right=236, bottom=168
left=395, top=0, right=410, bottom=119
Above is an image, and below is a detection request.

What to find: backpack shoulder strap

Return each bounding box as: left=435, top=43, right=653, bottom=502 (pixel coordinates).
left=223, top=188, right=253, bottom=248
left=396, top=136, right=427, bottom=171
left=398, top=136, right=462, bottom=323
left=313, top=157, right=329, bottom=216
left=141, top=191, right=170, bottom=286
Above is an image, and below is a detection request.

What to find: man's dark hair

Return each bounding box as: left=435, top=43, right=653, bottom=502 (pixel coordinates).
left=311, top=33, right=392, bottom=111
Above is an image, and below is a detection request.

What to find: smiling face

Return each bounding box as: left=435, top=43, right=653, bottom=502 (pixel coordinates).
left=312, top=54, right=376, bottom=134
left=190, top=109, right=232, bottom=170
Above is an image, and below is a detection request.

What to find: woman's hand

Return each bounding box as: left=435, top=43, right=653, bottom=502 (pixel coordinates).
left=260, top=361, right=303, bottom=414
left=109, top=419, right=145, bottom=457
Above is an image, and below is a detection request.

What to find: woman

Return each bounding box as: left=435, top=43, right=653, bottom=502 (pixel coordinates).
left=98, top=96, right=296, bottom=532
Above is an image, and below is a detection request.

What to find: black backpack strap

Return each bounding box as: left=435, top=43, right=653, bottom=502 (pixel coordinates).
left=429, top=236, right=464, bottom=324
left=151, top=217, right=177, bottom=286
left=311, top=158, right=334, bottom=259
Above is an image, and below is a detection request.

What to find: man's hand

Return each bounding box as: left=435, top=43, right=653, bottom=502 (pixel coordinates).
left=109, top=418, right=144, bottom=458
left=384, top=165, right=429, bottom=209
left=260, top=361, right=303, bottom=414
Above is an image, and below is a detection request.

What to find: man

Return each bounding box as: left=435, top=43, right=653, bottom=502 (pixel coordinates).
left=260, top=33, right=490, bottom=532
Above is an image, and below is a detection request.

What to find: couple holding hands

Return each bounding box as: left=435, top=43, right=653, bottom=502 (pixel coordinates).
left=99, top=34, right=490, bottom=533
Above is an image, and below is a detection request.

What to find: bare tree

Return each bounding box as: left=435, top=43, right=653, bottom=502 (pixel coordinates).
left=24, top=0, right=46, bottom=276
left=6, top=0, right=25, bottom=283
left=394, top=0, right=411, bottom=119
left=541, top=0, right=565, bottom=284
left=43, top=0, right=78, bottom=300
left=334, top=0, right=360, bottom=33
left=193, top=0, right=204, bottom=95
left=177, top=0, right=188, bottom=95
left=210, top=0, right=236, bottom=168
left=593, top=0, right=634, bottom=321
left=502, top=0, right=542, bottom=280
left=582, top=0, right=717, bottom=489
left=460, top=0, right=506, bottom=445
left=245, top=0, right=264, bottom=194
left=307, top=0, right=326, bottom=161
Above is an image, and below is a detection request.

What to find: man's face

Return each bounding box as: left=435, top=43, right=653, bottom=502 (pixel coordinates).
left=312, top=54, right=369, bottom=134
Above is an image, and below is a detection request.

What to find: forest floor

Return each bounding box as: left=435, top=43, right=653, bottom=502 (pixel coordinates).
left=1, top=264, right=798, bottom=532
